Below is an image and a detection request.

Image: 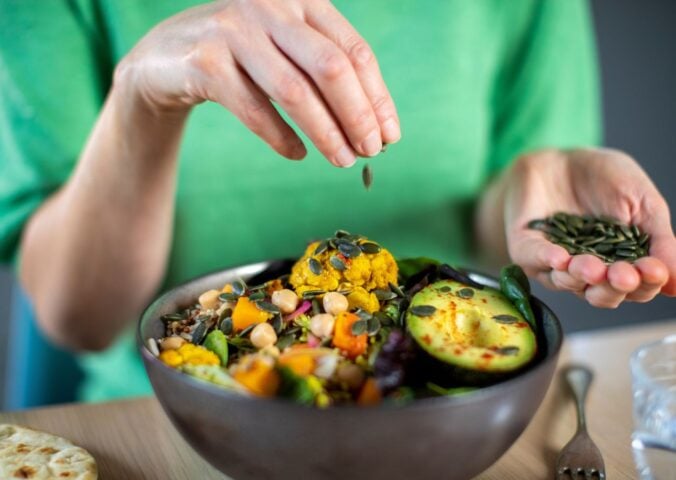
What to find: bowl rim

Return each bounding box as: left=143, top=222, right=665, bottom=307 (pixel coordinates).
left=137, top=259, right=563, bottom=412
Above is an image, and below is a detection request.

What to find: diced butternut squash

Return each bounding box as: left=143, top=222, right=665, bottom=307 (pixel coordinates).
left=221, top=283, right=233, bottom=293
left=332, top=312, right=368, bottom=359
left=232, top=296, right=272, bottom=331
left=279, top=353, right=316, bottom=377
left=233, top=358, right=280, bottom=397
left=357, top=377, right=382, bottom=406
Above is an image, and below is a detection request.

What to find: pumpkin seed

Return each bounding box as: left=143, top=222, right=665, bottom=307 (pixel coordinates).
left=275, top=334, right=295, bottom=351
left=218, top=308, right=233, bottom=323
left=329, top=255, right=347, bottom=271
left=301, top=289, right=325, bottom=300
left=374, top=289, right=397, bottom=301
left=620, top=225, right=634, bottom=239
left=191, top=321, right=208, bottom=345
left=344, top=234, right=364, bottom=243
left=161, top=313, right=184, bottom=323
left=255, top=300, right=281, bottom=313
left=362, top=164, right=373, bottom=190
left=529, top=213, right=650, bottom=264
left=351, top=319, right=368, bottom=335
left=338, top=242, right=362, bottom=258
left=410, top=305, right=437, bottom=317
left=314, top=240, right=329, bottom=256
left=220, top=317, right=233, bottom=335
left=374, top=311, right=393, bottom=326
left=312, top=299, right=321, bottom=316
left=271, top=313, right=283, bottom=334
left=438, top=286, right=452, bottom=293
left=335, top=229, right=351, bottom=238
left=308, top=257, right=323, bottom=275
left=497, top=346, right=520, bottom=356
left=227, top=337, right=254, bottom=351
left=359, top=242, right=382, bottom=254
left=493, top=314, right=519, bottom=324
left=528, top=219, right=548, bottom=230
left=388, top=282, right=406, bottom=298
left=457, top=288, right=475, bottom=299
left=238, top=324, right=256, bottom=338
left=248, top=290, right=266, bottom=301
left=219, top=292, right=240, bottom=302
left=355, top=309, right=372, bottom=322
left=367, top=316, right=381, bottom=336
left=232, top=279, right=246, bottom=296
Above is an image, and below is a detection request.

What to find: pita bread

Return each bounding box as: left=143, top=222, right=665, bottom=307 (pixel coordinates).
left=0, top=424, right=97, bottom=479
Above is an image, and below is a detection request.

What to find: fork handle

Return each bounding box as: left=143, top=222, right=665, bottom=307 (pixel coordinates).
left=563, top=364, right=593, bottom=431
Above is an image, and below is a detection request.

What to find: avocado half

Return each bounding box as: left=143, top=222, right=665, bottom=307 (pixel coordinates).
left=407, top=280, right=537, bottom=385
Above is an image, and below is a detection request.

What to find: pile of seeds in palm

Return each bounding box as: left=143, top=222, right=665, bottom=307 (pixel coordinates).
left=528, top=212, right=650, bottom=263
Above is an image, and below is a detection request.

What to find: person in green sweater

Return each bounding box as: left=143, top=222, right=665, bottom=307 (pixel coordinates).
left=0, top=0, right=674, bottom=402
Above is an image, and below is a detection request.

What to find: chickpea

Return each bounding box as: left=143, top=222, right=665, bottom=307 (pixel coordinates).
left=160, top=336, right=186, bottom=351
left=271, top=288, right=299, bottom=314
left=322, top=292, right=348, bottom=315
left=310, top=313, right=335, bottom=338
left=250, top=322, right=278, bottom=349
left=198, top=289, right=221, bottom=310
left=337, top=363, right=365, bottom=390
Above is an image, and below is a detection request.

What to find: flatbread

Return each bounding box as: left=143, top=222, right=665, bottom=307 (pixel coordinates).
left=0, top=424, right=97, bottom=479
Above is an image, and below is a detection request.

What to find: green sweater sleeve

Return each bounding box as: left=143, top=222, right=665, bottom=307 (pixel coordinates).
left=0, top=0, right=110, bottom=264
left=488, top=0, right=602, bottom=174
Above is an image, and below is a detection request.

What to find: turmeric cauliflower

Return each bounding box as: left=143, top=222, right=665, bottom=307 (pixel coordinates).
left=289, top=237, right=398, bottom=307
left=159, top=343, right=220, bottom=368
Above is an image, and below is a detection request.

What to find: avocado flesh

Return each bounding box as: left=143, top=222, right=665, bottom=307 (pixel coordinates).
left=407, top=280, right=537, bottom=376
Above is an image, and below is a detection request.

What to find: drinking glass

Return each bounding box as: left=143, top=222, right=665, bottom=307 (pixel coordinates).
left=631, top=334, right=676, bottom=480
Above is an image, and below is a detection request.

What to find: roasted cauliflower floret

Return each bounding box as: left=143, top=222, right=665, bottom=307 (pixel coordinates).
left=289, top=238, right=398, bottom=302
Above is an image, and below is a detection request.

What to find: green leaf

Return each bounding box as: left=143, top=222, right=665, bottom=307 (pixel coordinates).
left=500, top=264, right=531, bottom=295
left=499, top=264, right=537, bottom=332
left=276, top=366, right=316, bottom=405
left=203, top=330, right=229, bottom=365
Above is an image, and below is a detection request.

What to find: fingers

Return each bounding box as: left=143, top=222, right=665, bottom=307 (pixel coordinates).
left=508, top=231, right=570, bottom=276
left=648, top=233, right=676, bottom=296
left=549, top=255, right=606, bottom=293
left=626, top=257, right=669, bottom=302
left=305, top=4, right=401, bottom=144
left=230, top=34, right=357, bottom=167
left=269, top=20, right=383, bottom=157
left=208, top=62, right=306, bottom=160
left=583, top=261, right=641, bottom=308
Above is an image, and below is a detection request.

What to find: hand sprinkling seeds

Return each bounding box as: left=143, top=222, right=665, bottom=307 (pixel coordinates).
left=528, top=212, right=650, bottom=263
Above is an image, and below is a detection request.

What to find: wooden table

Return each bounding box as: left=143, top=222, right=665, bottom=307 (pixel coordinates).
left=1, top=320, right=674, bottom=479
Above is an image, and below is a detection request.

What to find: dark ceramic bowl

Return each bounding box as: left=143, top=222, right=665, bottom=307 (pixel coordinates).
left=138, top=260, right=562, bottom=480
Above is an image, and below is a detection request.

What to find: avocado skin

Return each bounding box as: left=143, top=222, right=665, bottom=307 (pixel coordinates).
left=407, top=280, right=537, bottom=384
left=409, top=343, right=533, bottom=387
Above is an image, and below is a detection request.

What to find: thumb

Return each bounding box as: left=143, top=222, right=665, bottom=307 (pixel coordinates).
left=650, top=233, right=676, bottom=296
left=507, top=229, right=571, bottom=277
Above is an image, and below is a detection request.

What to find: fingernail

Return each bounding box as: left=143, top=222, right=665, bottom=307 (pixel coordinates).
left=382, top=118, right=401, bottom=143
left=290, top=142, right=307, bottom=160
left=361, top=130, right=382, bottom=157
left=335, top=145, right=356, bottom=168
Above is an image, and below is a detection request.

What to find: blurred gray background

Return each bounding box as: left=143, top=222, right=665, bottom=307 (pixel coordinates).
left=0, top=0, right=674, bottom=406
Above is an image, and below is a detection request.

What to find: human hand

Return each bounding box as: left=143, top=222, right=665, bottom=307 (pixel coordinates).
left=504, top=148, right=676, bottom=307
left=114, top=0, right=400, bottom=166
